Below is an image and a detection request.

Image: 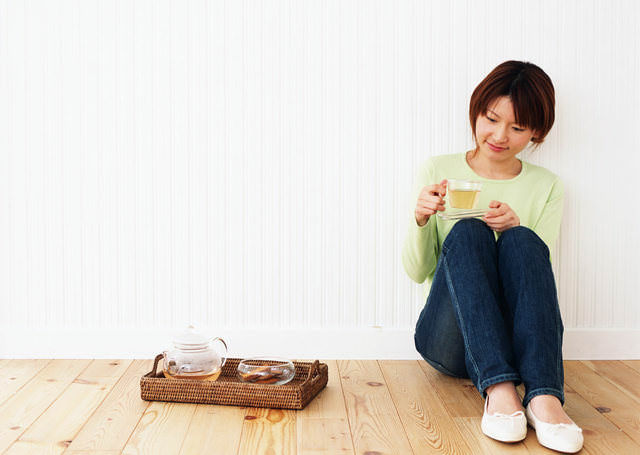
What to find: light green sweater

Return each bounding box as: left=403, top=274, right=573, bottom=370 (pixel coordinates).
left=402, top=152, right=564, bottom=294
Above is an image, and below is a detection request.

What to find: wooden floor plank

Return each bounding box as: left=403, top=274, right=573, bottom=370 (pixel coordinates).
left=564, top=361, right=640, bottom=450
left=0, top=359, right=92, bottom=453
left=580, top=431, right=640, bottom=455
left=65, top=452, right=120, bottom=455
left=178, top=404, right=246, bottom=455
left=521, top=431, right=557, bottom=454
left=582, top=360, right=640, bottom=404
left=237, top=408, right=296, bottom=455
left=560, top=383, right=618, bottom=434
left=622, top=360, right=640, bottom=375
left=0, top=360, right=51, bottom=406
left=417, top=360, right=481, bottom=418
left=296, top=359, right=354, bottom=455
left=64, top=359, right=154, bottom=453
left=5, top=359, right=132, bottom=455
left=379, top=360, right=473, bottom=454
left=453, top=417, right=531, bottom=454
left=120, top=401, right=197, bottom=454
left=337, top=360, right=414, bottom=455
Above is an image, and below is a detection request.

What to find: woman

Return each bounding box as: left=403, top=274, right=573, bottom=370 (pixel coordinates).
left=402, top=61, right=583, bottom=453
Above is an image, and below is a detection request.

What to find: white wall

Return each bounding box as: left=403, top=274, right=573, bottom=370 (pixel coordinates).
left=1, top=0, right=639, bottom=358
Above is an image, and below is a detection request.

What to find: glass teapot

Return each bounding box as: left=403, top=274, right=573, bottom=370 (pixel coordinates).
left=162, top=325, right=228, bottom=381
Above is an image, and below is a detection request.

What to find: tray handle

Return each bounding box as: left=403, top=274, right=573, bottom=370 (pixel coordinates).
left=303, top=360, right=320, bottom=383
left=150, top=353, right=163, bottom=377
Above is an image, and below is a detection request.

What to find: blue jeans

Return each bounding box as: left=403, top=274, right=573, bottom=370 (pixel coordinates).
left=414, top=218, right=565, bottom=408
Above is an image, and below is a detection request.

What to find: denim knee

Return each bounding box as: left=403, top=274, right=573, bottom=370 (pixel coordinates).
left=443, top=218, right=494, bottom=251
left=415, top=334, right=468, bottom=378
left=497, top=225, right=549, bottom=256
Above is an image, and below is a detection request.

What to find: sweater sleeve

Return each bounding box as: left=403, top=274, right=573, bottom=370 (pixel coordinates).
left=531, top=177, right=564, bottom=256
left=401, top=160, right=440, bottom=284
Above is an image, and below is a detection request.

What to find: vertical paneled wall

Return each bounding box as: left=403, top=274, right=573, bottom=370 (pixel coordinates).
left=1, top=0, right=639, bottom=354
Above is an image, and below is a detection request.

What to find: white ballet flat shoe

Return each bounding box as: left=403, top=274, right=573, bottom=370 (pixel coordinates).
left=526, top=402, right=584, bottom=453
left=481, top=396, right=527, bottom=442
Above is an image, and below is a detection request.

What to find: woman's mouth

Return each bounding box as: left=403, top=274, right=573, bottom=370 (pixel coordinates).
left=487, top=142, right=507, bottom=152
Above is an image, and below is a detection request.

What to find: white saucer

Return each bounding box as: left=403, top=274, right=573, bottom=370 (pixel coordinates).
left=437, top=209, right=488, bottom=220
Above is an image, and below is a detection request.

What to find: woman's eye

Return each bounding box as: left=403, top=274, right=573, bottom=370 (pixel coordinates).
left=486, top=113, right=525, bottom=131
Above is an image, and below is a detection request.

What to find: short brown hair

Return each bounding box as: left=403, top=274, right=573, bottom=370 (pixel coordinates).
left=469, top=61, right=555, bottom=146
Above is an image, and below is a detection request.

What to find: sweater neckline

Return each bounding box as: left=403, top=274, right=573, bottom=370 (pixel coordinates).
left=461, top=151, right=527, bottom=183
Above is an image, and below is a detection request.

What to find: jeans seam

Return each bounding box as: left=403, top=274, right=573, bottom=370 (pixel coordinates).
left=557, top=333, right=563, bottom=390
left=442, top=254, right=481, bottom=381
left=557, top=307, right=564, bottom=390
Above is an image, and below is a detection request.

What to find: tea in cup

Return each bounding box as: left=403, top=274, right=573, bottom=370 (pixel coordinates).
left=447, top=179, right=482, bottom=209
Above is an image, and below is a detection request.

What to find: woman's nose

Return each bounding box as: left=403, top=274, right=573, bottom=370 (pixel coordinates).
left=492, top=125, right=509, bottom=143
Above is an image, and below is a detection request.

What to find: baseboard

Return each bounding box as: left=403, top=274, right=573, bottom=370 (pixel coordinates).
left=1, top=327, right=638, bottom=359
left=561, top=328, right=640, bottom=360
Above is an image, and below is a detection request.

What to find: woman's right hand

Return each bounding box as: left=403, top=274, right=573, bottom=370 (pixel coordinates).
left=414, top=179, right=447, bottom=226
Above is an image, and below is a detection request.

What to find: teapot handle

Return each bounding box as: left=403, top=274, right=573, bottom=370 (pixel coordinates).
left=212, top=337, right=229, bottom=367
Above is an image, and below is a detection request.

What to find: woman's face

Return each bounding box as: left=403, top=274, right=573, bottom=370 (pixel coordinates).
left=474, top=96, right=535, bottom=162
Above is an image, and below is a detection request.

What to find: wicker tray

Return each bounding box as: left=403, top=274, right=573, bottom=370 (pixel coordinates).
left=140, top=354, right=328, bottom=410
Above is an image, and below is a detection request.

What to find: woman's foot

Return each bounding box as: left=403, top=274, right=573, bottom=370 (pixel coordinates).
left=526, top=396, right=583, bottom=453
left=481, top=381, right=527, bottom=442
left=485, top=381, right=525, bottom=415
left=528, top=395, right=573, bottom=424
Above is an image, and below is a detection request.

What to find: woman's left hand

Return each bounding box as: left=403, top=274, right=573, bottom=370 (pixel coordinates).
left=482, top=201, right=520, bottom=232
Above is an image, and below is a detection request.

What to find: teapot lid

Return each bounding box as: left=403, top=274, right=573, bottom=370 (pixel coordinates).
left=173, top=325, right=209, bottom=350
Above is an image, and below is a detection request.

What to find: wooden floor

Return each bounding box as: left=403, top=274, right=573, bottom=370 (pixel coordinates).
left=1, top=359, right=640, bottom=454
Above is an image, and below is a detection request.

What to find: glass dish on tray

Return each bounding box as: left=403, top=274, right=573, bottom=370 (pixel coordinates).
left=237, top=357, right=296, bottom=385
